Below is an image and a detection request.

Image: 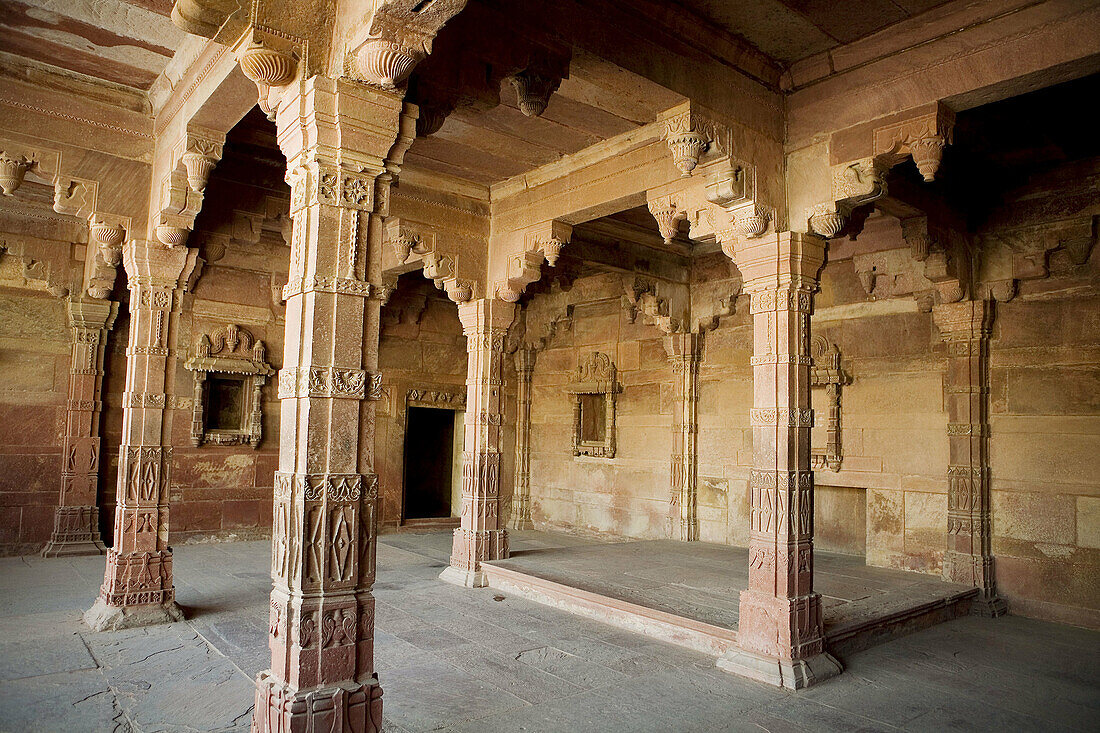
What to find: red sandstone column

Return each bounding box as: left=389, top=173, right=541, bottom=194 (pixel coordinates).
left=84, top=241, right=197, bottom=631
left=440, top=298, right=515, bottom=587
left=666, top=331, right=702, bottom=541
left=252, top=76, right=414, bottom=733
left=511, top=345, right=536, bottom=530
left=717, top=231, right=841, bottom=688
left=43, top=298, right=118, bottom=558
left=933, top=300, right=1006, bottom=615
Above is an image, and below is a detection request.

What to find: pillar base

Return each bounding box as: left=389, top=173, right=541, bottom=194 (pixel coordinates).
left=42, top=506, right=107, bottom=558
left=42, top=537, right=107, bottom=558
left=439, top=565, right=488, bottom=588
left=716, top=646, right=842, bottom=690
left=510, top=518, right=534, bottom=531
left=83, top=597, right=184, bottom=632
left=252, top=671, right=383, bottom=733
left=970, top=594, right=1008, bottom=618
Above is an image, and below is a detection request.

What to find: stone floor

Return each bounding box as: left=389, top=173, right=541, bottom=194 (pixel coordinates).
left=0, top=530, right=1095, bottom=732
left=488, top=536, right=974, bottom=638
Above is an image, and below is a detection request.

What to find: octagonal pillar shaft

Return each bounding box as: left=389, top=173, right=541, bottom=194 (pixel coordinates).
left=717, top=232, right=841, bottom=689
left=441, top=298, right=515, bottom=588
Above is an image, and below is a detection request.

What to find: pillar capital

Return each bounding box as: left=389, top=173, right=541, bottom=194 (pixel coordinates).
left=933, top=299, right=993, bottom=341
left=731, top=232, right=826, bottom=291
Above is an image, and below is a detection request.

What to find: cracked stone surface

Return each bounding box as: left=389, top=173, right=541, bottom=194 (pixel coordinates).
left=0, top=530, right=1097, bottom=731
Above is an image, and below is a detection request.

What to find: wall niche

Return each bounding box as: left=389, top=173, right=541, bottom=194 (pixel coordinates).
left=185, top=324, right=273, bottom=447
left=565, top=351, right=621, bottom=458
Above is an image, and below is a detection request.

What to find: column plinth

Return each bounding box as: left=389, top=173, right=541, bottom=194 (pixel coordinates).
left=441, top=298, right=515, bottom=588
left=716, top=232, right=840, bottom=689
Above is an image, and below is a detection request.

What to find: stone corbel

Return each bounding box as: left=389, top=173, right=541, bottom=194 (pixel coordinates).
left=660, top=106, right=712, bottom=178
left=493, top=220, right=572, bottom=302
left=353, top=1, right=468, bottom=90
left=647, top=196, right=687, bottom=244
left=809, top=158, right=889, bottom=239
left=622, top=276, right=686, bottom=335
left=872, top=103, right=955, bottom=182
left=86, top=215, right=131, bottom=299
left=236, top=34, right=299, bottom=121
left=153, top=127, right=225, bottom=248
left=0, top=150, right=33, bottom=196
left=508, top=70, right=562, bottom=118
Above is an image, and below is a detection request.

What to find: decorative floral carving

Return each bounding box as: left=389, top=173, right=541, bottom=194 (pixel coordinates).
left=509, top=71, right=560, bottom=117
left=238, top=44, right=297, bottom=119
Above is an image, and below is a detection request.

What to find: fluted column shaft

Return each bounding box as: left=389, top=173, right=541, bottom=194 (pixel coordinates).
left=43, top=298, right=118, bottom=558
left=84, top=241, right=197, bottom=631
left=933, top=300, right=1006, bottom=616
left=441, top=298, right=515, bottom=587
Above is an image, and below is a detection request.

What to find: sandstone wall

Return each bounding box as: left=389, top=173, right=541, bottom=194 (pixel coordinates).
left=0, top=285, right=72, bottom=554
left=527, top=273, right=673, bottom=539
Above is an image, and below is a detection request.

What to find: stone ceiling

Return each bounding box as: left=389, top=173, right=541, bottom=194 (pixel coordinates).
left=674, top=0, right=955, bottom=64
left=0, top=0, right=183, bottom=91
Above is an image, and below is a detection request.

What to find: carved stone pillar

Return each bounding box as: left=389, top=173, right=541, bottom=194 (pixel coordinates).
left=717, top=232, right=841, bottom=689
left=252, top=77, right=413, bottom=733
left=84, top=241, right=197, bottom=631
left=666, top=332, right=701, bottom=541
left=933, top=300, right=1006, bottom=616
left=440, top=298, right=515, bottom=587
left=42, top=298, right=118, bottom=558
left=511, top=345, right=536, bottom=530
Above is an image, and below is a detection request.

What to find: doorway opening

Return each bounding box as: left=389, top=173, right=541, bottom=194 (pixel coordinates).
left=402, top=406, right=463, bottom=525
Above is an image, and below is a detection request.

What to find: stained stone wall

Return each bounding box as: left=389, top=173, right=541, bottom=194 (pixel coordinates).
left=0, top=285, right=72, bottom=554
left=375, top=276, right=470, bottom=529
left=527, top=272, right=674, bottom=539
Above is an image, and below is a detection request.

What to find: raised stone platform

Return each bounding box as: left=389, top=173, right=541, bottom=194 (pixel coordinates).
left=483, top=537, right=977, bottom=660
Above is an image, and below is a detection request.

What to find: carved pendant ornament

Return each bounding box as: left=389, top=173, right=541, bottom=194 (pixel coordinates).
left=185, top=324, right=274, bottom=447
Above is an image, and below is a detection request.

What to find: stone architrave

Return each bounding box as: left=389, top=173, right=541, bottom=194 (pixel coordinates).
left=252, top=77, right=414, bottom=733
left=666, top=331, right=702, bottom=542
left=716, top=232, right=842, bottom=689
left=84, top=241, right=198, bottom=631
left=43, top=298, right=118, bottom=558
left=933, top=299, right=1007, bottom=616
left=511, top=345, right=536, bottom=530
left=440, top=297, right=516, bottom=587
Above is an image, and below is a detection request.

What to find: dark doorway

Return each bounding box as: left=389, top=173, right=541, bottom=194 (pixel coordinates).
left=403, top=406, right=457, bottom=519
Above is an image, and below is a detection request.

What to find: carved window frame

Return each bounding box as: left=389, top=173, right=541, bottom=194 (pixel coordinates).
left=565, top=351, right=621, bottom=458
left=810, top=336, right=850, bottom=471
left=185, top=324, right=273, bottom=448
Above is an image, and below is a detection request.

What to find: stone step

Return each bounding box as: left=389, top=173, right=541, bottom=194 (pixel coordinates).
left=483, top=560, right=979, bottom=663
